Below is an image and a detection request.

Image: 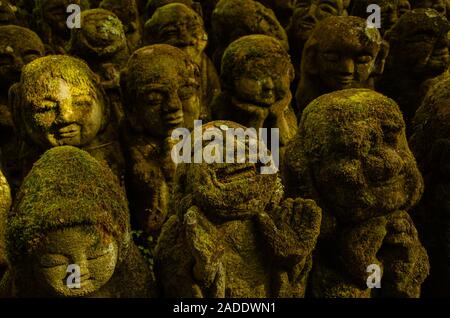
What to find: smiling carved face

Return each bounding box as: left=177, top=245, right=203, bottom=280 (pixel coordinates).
left=182, top=121, right=279, bottom=219
left=300, top=89, right=423, bottom=223
left=31, top=225, right=118, bottom=297
left=125, top=45, right=200, bottom=137
left=17, top=56, right=105, bottom=149
left=307, top=16, right=382, bottom=92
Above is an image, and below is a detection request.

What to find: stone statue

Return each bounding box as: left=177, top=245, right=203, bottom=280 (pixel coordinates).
left=68, top=8, right=130, bottom=126
left=409, top=77, right=450, bottom=297
left=286, top=0, right=349, bottom=79
left=99, top=0, right=142, bottom=51
left=155, top=120, right=321, bottom=297
left=0, top=25, right=44, bottom=189
left=295, top=16, right=388, bottom=115
left=3, top=146, right=155, bottom=297
left=144, top=3, right=220, bottom=121
left=283, top=89, right=429, bottom=297
left=9, top=55, right=125, bottom=184
left=120, top=44, right=201, bottom=237
left=378, top=9, right=450, bottom=134
left=210, top=0, right=288, bottom=71
left=212, top=34, right=298, bottom=151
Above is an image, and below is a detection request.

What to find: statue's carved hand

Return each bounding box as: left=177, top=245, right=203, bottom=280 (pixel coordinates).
left=257, top=198, right=322, bottom=268
left=184, top=206, right=224, bottom=288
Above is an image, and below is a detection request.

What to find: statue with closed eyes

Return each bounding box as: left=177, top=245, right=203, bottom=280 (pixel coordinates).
left=120, top=44, right=201, bottom=238
left=144, top=3, right=220, bottom=121
left=295, top=16, right=388, bottom=115
left=2, top=146, right=155, bottom=297
left=9, top=55, right=125, bottom=185
left=283, top=89, right=429, bottom=297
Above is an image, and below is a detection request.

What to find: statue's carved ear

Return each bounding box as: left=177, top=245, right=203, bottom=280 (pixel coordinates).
left=374, top=40, right=390, bottom=76
left=8, top=83, right=26, bottom=140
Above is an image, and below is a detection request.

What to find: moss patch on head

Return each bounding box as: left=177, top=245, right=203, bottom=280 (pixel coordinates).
left=7, top=146, right=130, bottom=265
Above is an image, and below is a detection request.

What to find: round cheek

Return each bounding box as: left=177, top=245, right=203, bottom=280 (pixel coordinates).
left=87, top=254, right=117, bottom=289
left=81, top=102, right=103, bottom=140
left=355, top=63, right=374, bottom=81
left=39, top=266, right=68, bottom=293
left=182, top=96, right=200, bottom=123
left=235, top=78, right=261, bottom=100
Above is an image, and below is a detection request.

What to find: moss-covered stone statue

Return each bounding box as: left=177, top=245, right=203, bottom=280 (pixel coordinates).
left=33, top=0, right=89, bottom=54
left=1, top=146, right=155, bottom=297
left=67, top=8, right=130, bottom=126
left=0, top=169, right=11, bottom=296
left=283, top=89, right=429, bottom=298
left=210, top=0, right=289, bottom=71
left=99, top=0, right=142, bottom=52
left=295, top=16, right=388, bottom=115
left=409, top=77, right=450, bottom=297
left=410, top=0, right=447, bottom=15
left=286, top=0, right=349, bottom=80
left=9, top=55, right=125, bottom=185
left=0, top=25, right=44, bottom=188
left=144, top=3, right=220, bottom=121
left=212, top=35, right=297, bottom=151
left=120, top=44, right=201, bottom=237
left=155, top=120, right=322, bottom=297
left=378, top=9, right=450, bottom=134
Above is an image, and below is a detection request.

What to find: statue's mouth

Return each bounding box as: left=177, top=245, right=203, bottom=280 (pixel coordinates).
left=215, top=164, right=257, bottom=184
left=164, top=111, right=184, bottom=126
left=334, top=75, right=354, bottom=87
left=55, top=124, right=80, bottom=139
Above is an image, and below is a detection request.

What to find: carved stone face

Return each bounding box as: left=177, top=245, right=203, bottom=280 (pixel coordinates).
left=144, top=3, right=207, bottom=63
left=411, top=0, right=447, bottom=15
left=123, top=45, right=200, bottom=137
left=289, top=0, right=346, bottom=43
left=31, top=226, right=118, bottom=297
left=234, top=58, right=291, bottom=107
left=387, top=9, right=450, bottom=78
left=306, top=16, right=383, bottom=91
left=0, top=26, right=44, bottom=88
left=0, top=0, right=17, bottom=25
left=16, top=56, right=105, bottom=149
left=222, top=35, right=293, bottom=107
left=180, top=121, right=279, bottom=219
left=70, top=9, right=127, bottom=58
left=297, top=89, right=423, bottom=223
